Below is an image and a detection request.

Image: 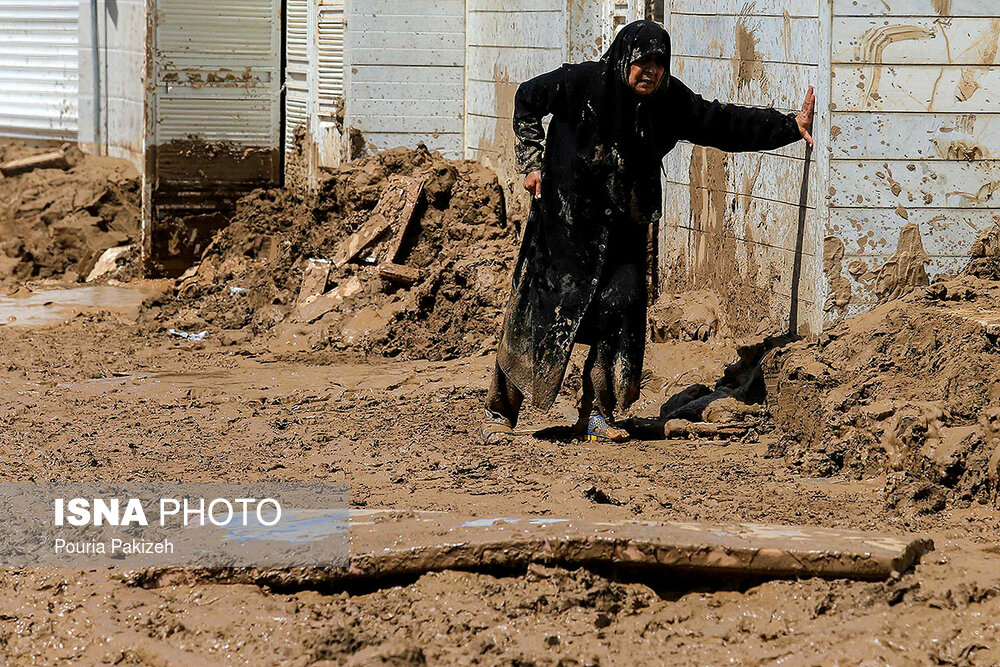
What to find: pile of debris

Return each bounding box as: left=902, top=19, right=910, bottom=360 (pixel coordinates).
left=764, top=260, right=1000, bottom=509
left=146, top=145, right=516, bottom=359
left=0, top=140, right=140, bottom=289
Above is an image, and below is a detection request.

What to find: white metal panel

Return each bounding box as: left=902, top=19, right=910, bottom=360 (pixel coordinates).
left=346, top=0, right=465, bottom=158
left=147, top=0, right=281, bottom=275
left=317, top=0, right=345, bottom=117
left=285, top=0, right=309, bottom=151
left=0, top=0, right=78, bottom=139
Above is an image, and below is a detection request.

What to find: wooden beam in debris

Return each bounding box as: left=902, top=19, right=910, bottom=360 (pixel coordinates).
left=0, top=150, right=72, bottom=177
left=378, top=261, right=421, bottom=286
left=331, top=175, right=424, bottom=268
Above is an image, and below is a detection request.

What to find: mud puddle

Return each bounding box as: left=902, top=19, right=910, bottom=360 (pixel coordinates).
left=0, top=284, right=157, bottom=327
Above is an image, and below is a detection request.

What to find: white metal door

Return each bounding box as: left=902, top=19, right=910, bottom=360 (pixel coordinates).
left=147, top=0, right=282, bottom=275
left=0, top=0, right=79, bottom=139
left=285, top=0, right=309, bottom=151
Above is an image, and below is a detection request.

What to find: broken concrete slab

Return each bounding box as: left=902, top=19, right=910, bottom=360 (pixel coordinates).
left=134, top=512, right=932, bottom=591
left=294, top=276, right=363, bottom=323
left=296, top=258, right=332, bottom=305
left=0, top=149, right=72, bottom=177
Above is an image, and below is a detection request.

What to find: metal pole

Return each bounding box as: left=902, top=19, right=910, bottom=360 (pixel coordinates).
left=90, top=0, right=102, bottom=154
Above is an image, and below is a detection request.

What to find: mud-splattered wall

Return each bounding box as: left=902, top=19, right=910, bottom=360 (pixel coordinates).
left=660, top=0, right=824, bottom=336
left=828, top=0, right=1000, bottom=319
left=346, top=0, right=466, bottom=159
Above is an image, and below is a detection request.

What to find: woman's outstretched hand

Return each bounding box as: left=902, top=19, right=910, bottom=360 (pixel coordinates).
left=797, top=85, right=815, bottom=147
left=523, top=171, right=542, bottom=199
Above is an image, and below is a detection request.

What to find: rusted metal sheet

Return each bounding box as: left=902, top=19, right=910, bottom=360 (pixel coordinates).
left=0, top=0, right=79, bottom=140
left=146, top=0, right=281, bottom=276
left=346, top=0, right=465, bottom=159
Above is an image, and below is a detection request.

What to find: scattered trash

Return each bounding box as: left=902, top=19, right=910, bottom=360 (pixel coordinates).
left=229, top=286, right=248, bottom=295
left=582, top=484, right=620, bottom=505
left=167, top=328, right=207, bottom=341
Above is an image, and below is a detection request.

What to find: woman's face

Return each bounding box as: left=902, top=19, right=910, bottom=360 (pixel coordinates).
left=627, top=55, right=666, bottom=95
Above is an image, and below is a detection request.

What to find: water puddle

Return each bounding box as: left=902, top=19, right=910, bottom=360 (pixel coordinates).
left=0, top=285, right=155, bottom=327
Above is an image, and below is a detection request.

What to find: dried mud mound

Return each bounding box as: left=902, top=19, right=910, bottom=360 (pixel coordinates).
left=766, top=275, right=1000, bottom=508
left=0, top=140, right=140, bottom=289
left=145, top=145, right=516, bottom=360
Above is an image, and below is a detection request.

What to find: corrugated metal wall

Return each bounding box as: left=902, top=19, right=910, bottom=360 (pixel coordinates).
left=77, top=0, right=146, bottom=169
left=146, top=0, right=281, bottom=275
left=659, top=0, right=824, bottom=336
left=827, top=0, right=1000, bottom=319
left=346, top=0, right=465, bottom=158
left=0, top=0, right=79, bottom=140
left=285, top=0, right=310, bottom=151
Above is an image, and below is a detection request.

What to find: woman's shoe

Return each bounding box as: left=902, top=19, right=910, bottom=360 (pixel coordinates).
left=480, top=410, right=515, bottom=445
left=584, top=411, right=630, bottom=442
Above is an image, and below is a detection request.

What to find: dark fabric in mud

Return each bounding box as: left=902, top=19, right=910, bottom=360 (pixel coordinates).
left=496, top=20, right=802, bottom=412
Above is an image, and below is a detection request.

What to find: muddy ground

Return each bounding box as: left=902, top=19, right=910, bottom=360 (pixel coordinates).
left=0, top=305, right=999, bottom=665
left=1, top=140, right=1000, bottom=665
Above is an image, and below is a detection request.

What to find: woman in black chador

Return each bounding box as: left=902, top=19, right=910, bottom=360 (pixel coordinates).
left=482, top=20, right=815, bottom=443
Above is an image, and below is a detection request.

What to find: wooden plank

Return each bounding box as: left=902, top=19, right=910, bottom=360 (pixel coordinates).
left=832, top=17, right=1000, bottom=65
left=833, top=64, right=1000, bottom=113
left=672, top=55, right=820, bottom=111
left=465, top=45, right=564, bottom=82
left=827, top=207, right=998, bottom=256
left=467, top=10, right=566, bottom=49
left=0, top=149, right=70, bottom=176
left=379, top=262, right=422, bottom=285
left=670, top=0, right=820, bottom=17
left=833, top=0, right=1000, bottom=17
left=830, top=111, right=1000, bottom=160
left=664, top=142, right=821, bottom=209
left=382, top=176, right=425, bottom=263
left=331, top=219, right=391, bottom=268
left=669, top=13, right=822, bottom=65
left=830, top=158, right=1000, bottom=208
left=296, top=259, right=331, bottom=305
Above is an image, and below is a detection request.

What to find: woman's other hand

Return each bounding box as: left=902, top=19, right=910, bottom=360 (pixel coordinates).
left=797, top=85, right=815, bottom=147
left=523, top=171, right=542, bottom=199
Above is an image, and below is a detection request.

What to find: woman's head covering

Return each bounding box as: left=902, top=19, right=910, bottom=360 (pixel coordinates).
left=602, top=20, right=671, bottom=91
left=575, top=20, right=673, bottom=223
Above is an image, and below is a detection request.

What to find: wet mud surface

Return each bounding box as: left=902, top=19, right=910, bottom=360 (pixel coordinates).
left=1, top=303, right=1000, bottom=665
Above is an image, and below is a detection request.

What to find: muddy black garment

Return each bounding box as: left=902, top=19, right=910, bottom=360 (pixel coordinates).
left=496, top=20, right=802, bottom=412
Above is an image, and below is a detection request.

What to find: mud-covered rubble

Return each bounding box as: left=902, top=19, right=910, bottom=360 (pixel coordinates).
left=142, top=145, right=517, bottom=360
left=765, top=274, right=1000, bottom=509
left=0, top=140, right=140, bottom=289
